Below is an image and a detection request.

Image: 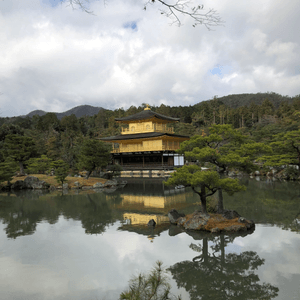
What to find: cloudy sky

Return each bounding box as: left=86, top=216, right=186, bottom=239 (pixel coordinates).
left=0, top=0, right=300, bottom=117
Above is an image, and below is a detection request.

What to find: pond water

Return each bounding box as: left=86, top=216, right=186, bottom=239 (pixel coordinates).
left=0, top=177, right=300, bottom=300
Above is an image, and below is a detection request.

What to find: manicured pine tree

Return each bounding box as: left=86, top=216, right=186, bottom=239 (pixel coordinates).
left=177, top=124, right=271, bottom=213
left=165, top=165, right=245, bottom=214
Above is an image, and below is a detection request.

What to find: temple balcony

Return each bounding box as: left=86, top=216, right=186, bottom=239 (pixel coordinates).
left=121, top=124, right=174, bottom=135
left=112, top=143, right=180, bottom=153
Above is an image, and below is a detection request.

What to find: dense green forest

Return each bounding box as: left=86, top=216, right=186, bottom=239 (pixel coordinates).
left=1, top=92, right=300, bottom=183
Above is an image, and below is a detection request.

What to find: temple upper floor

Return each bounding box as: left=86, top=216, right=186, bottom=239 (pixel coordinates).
left=121, top=121, right=174, bottom=135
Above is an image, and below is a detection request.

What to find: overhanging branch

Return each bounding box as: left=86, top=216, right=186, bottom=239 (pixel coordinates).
left=61, top=0, right=96, bottom=14
left=153, top=0, right=224, bottom=29
left=62, top=1, right=224, bottom=29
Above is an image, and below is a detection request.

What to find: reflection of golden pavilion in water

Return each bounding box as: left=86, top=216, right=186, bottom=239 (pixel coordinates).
left=123, top=213, right=169, bottom=226
left=119, top=186, right=193, bottom=226
left=109, top=178, right=194, bottom=241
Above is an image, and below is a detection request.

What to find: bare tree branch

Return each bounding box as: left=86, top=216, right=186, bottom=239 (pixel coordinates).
left=61, top=0, right=224, bottom=29
left=151, top=0, right=224, bottom=29
left=61, top=0, right=96, bottom=14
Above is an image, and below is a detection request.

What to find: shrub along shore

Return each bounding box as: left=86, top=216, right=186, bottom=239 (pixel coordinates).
left=0, top=174, right=122, bottom=191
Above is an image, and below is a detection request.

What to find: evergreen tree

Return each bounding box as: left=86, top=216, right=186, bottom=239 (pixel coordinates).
left=78, top=139, right=111, bottom=179
left=165, top=165, right=245, bottom=214
left=0, top=157, right=18, bottom=185
left=51, top=160, right=69, bottom=185
left=120, top=261, right=181, bottom=300
left=27, top=155, right=53, bottom=174
left=3, top=134, right=36, bottom=175
left=260, top=129, right=300, bottom=174
left=177, top=125, right=270, bottom=212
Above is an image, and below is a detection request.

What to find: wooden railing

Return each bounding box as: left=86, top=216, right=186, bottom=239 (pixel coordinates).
left=118, top=163, right=171, bottom=170
left=112, top=144, right=180, bottom=153
left=121, top=124, right=174, bottom=134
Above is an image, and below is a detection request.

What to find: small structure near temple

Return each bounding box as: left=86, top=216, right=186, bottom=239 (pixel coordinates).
left=101, top=105, right=189, bottom=170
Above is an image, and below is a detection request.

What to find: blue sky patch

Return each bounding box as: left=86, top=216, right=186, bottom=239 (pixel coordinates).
left=40, top=0, right=61, bottom=7
left=210, top=65, right=233, bottom=78
left=124, top=21, right=138, bottom=31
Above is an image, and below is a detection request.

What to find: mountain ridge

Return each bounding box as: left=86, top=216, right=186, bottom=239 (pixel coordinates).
left=18, top=92, right=298, bottom=120
left=23, top=105, right=104, bottom=120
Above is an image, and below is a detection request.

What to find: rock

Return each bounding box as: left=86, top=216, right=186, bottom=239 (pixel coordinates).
left=73, top=181, right=81, bottom=188
left=171, top=210, right=255, bottom=233
left=93, top=182, right=104, bottom=188
left=184, top=212, right=210, bottom=230
left=238, top=217, right=255, bottom=229
left=222, top=210, right=241, bottom=220
left=104, top=180, right=118, bottom=187
left=228, top=171, right=236, bottom=177
left=82, top=186, right=93, bottom=190
left=223, top=225, right=247, bottom=232
left=24, top=176, right=39, bottom=188
left=117, top=180, right=127, bottom=186
left=147, top=219, right=156, bottom=227
left=49, top=185, right=56, bottom=192
left=254, top=170, right=260, bottom=176
left=103, top=187, right=117, bottom=193
left=62, top=183, right=69, bottom=189
left=32, top=181, right=50, bottom=189
left=168, top=209, right=185, bottom=225
left=177, top=217, right=187, bottom=226
left=211, top=227, right=220, bottom=233
left=11, top=180, right=25, bottom=190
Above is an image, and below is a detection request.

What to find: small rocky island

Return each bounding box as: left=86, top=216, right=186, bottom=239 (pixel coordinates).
left=168, top=209, right=255, bottom=233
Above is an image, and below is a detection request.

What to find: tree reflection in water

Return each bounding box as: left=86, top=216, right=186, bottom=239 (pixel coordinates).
left=0, top=191, right=124, bottom=238
left=169, top=233, right=279, bottom=300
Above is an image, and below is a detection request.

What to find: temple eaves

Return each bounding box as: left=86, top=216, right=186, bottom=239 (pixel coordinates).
left=115, top=109, right=180, bottom=123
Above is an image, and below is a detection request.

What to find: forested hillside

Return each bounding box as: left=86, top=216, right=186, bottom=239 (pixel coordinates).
left=205, top=92, right=293, bottom=109
left=1, top=92, right=300, bottom=182
left=23, top=105, right=104, bottom=119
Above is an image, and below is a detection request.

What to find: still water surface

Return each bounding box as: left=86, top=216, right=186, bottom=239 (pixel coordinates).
left=0, top=177, right=299, bottom=300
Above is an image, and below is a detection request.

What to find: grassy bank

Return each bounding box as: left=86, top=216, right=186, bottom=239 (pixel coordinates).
left=8, top=174, right=107, bottom=189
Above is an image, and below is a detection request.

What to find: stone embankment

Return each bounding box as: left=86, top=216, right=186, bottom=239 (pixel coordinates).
left=227, top=168, right=300, bottom=181
left=6, top=176, right=126, bottom=191
left=168, top=209, right=255, bottom=233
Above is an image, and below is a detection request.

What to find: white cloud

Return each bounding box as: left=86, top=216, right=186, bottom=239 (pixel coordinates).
left=0, top=0, right=300, bottom=117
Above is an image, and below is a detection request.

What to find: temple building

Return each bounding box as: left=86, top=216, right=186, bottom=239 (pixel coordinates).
left=101, top=106, right=189, bottom=170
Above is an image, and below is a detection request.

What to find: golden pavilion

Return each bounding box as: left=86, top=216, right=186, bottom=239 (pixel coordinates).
left=101, top=106, right=189, bottom=169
